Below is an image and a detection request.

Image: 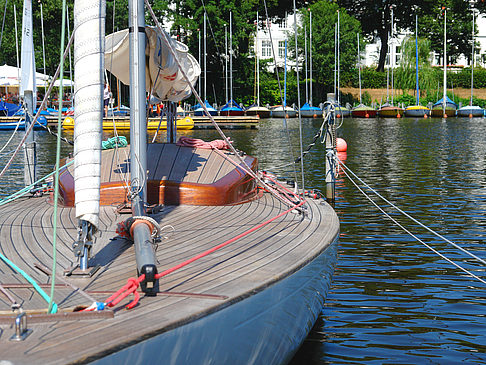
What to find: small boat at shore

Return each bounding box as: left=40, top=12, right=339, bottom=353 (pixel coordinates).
left=246, top=104, right=271, bottom=118
left=271, top=105, right=298, bottom=118
left=378, top=104, right=404, bottom=118
left=62, top=115, right=194, bottom=130
left=300, top=102, right=322, bottom=118
left=352, top=104, right=377, bottom=118
left=404, top=104, right=431, bottom=117
left=220, top=99, right=245, bottom=116
left=431, top=96, right=457, bottom=117
left=0, top=115, right=48, bottom=130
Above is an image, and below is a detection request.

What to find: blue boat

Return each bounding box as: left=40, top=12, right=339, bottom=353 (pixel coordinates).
left=220, top=99, right=244, bottom=116
left=0, top=115, right=48, bottom=130
left=194, top=100, right=218, bottom=116
left=431, top=96, right=457, bottom=117
left=0, top=101, right=21, bottom=116
left=300, top=102, right=322, bottom=118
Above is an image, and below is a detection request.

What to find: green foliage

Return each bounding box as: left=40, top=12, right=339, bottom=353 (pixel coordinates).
left=394, top=93, right=416, bottom=106
left=360, top=67, right=387, bottom=88
left=295, top=1, right=362, bottom=103
left=394, top=35, right=439, bottom=97
left=361, top=91, right=371, bottom=105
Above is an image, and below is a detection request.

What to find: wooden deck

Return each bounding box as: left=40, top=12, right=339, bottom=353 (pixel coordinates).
left=0, top=145, right=339, bottom=364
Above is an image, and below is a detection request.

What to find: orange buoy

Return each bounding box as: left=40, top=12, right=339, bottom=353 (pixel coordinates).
left=469, top=113, right=473, bottom=118
left=424, top=114, right=428, bottom=119
left=336, top=137, right=347, bottom=152
left=444, top=113, right=447, bottom=118
left=313, top=114, right=317, bottom=118
left=365, top=113, right=369, bottom=118
left=397, top=113, right=401, bottom=118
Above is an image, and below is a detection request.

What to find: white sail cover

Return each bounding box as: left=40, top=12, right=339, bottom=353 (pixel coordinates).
left=73, top=0, right=105, bottom=229
left=105, top=27, right=200, bottom=102
left=19, top=0, right=36, bottom=97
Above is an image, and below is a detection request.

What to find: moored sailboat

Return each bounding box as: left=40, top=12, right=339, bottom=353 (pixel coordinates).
left=0, top=1, right=339, bottom=363
left=404, top=15, right=431, bottom=118
left=457, top=9, right=483, bottom=118
left=352, top=34, right=376, bottom=118
left=431, top=8, right=456, bottom=118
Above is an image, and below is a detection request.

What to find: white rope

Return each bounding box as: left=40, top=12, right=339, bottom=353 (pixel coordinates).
left=0, top=117, right=22, bottom=154
left=338, top=159, right=486, bottom=285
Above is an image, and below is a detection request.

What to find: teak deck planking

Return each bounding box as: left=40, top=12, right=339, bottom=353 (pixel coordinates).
left=0, top=144, right=339, bottom=364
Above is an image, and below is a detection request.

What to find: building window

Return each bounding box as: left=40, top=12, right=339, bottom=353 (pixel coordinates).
left=262, top=40, right=272, bottom=57
left=278, top=41, right=286, bottom=59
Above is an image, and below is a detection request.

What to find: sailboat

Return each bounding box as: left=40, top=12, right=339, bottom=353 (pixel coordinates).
left=378, top=9, right=404, bottom=118
left=246, top=11, right=271, bottom=118
left=404, top=14, right=431, bottom=118
left=0, top=1, right=339, bottom=363
left=457, top=10, right=484, bottom=118
left=300, top=11, right=322, bottom=118
left=351, top=33, right=377, bottom=118
left=194, top=12, right=218, bottom=117
left=431, top=8, right=457, bottom=118
left=272, top=39, right=297, bottom=118
left=220, top=11, right=244, bottom=117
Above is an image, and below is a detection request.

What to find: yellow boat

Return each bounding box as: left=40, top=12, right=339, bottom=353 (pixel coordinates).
left=62, top=115, right=194, bottom=130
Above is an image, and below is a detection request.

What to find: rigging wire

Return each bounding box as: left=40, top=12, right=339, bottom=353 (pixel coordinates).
left=145, top=0, right=304, bottom=211
left=261, top=0, right=300, bottom=189
left=0, top=31, right=75, bottom=181
left=293, top=0, right=305, bottom=193
left=338, top=159, right=486, bottom=285
left=48, top=0, right=69, bottom=314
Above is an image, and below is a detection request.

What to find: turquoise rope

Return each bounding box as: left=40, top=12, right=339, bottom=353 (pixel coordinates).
left=0, top=160, right=74, bottom=207
left=0, top=252, right=58, bottom=313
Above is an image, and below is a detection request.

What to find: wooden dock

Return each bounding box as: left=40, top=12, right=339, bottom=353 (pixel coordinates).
left=0, top=115, right=260, bottom=130
left=0, top=144, right=339, bottom=364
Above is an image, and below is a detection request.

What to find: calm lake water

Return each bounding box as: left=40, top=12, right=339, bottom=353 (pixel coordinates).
left=0, top=116, right=485, bottom=363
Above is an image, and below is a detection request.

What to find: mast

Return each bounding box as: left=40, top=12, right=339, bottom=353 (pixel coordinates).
left=204, top=12, right=207, bottom=102
left=284, top=39, right=287, bottom=107
left=40, top=3, right=46, bottom=76
left=304, top=24, right=308, bottom=104
left=229, top=11, right=233, bottom=104
left=357, top=33, right=362, bottom=104
left=198, top=28, right=201, bottom=99
left=415, top=14, right=419, bottom=106
left=386, top=31, right=390, bottom=103
left=256, top=11, right=260, bottom=106
left=128, top=0, right=157, bottom=292
left=470, top=10, right=475, bottom=106
left=224, top=23, right=228, bottom=103
left=333, top=23, right=336, bottom=101
left=337, top=10, right=340, bottom=105
left=309, top=10, right=313, bottom=106
left=391, top=7, right=394, bottom=105
left=20, top=0, right=36, bottom=187
left=443, top=8, right=447, bottom=115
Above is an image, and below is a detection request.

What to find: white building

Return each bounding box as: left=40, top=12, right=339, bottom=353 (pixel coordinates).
left=256, top=11, right=486, bottom=71
left=364, top=13, right=486, bottom=69
left=254, top=12, right=299, bottom=71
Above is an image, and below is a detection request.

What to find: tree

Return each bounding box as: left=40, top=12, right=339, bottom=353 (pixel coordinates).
left=394, top=35, right=438, bottom=98
left=337, top=0, right=482, bottom=72
left=294, top=1, right=361, bottom=101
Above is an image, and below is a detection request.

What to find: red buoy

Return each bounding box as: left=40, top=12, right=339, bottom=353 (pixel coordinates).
left=336, top=137, right=347, bottom=152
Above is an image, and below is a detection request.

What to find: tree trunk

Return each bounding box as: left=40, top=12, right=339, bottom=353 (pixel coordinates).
left=376, top=29, right=389, bottom=72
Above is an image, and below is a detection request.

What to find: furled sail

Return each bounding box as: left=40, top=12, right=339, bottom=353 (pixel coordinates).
left=19, top=0, right=36, bottom=97
left=73, top=0, right=105, bottom=229
left=105, top=27, right=200, bottom=102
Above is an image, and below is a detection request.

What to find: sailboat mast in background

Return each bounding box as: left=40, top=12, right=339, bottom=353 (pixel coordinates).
left=20, top=0, right=37, bottom=186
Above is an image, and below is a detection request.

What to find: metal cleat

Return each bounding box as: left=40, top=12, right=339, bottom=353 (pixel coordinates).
left=9, top=312, right=32, bottom=341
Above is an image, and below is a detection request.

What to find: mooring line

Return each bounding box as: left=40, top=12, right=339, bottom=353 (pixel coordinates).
left=338, top=159, right=486, bottom=285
